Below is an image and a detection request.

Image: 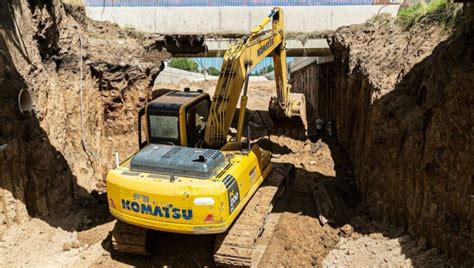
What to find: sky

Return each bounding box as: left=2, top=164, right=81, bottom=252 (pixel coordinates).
left=193, top=57, right=294, bottom=73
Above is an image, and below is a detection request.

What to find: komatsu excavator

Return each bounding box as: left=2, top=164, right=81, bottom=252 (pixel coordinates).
left=106, top=7, right=306, bottom=266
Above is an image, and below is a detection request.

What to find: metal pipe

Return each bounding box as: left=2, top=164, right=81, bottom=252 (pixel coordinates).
left=115, top=152, right=119, bottom=168
left=79, top=34, right=84, bottom=148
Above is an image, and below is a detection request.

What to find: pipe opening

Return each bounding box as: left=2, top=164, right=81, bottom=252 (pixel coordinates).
left=18, top=89, right=33, bottom=117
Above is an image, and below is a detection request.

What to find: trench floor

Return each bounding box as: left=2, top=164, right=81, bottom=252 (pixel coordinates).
left=0, top=136, right=455, bottom=267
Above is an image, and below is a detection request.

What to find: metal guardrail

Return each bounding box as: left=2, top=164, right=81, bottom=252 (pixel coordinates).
left=84, top=0, right=396, bottom=7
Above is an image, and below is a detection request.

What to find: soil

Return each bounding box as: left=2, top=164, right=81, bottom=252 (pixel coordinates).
left=0, top=132, right=456, bottom=267
left=327, top=10, right=474, bottom=263
left=1, top=0, right=167, bottom=235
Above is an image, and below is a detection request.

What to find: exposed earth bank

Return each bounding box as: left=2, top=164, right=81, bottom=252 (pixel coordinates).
left=327, top=8, right=473, bottom=264
left=0, top=0, right=166, bottom=234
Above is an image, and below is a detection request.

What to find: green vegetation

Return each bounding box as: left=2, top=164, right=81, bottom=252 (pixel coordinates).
left=205, top=66, right=220, bottom=76
left=396, top=0, right=462, bottom=29
left=251, top=65, right=274, bottom=76
left=169, top=58, right=199, bottom=73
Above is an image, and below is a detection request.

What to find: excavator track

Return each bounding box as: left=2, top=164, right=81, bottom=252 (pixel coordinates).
left=111, top=220, right=155, bottom=255
left=214, top=162, right=294, bottom=267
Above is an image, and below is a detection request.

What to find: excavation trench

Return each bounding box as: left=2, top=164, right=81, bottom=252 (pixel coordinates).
left=311, top=10, right=473, bottom=264
left=0, top=0, right=472, bottom=266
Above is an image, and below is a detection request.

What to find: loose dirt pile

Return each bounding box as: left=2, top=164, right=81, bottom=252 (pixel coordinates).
left=324, top=233, right=452, bottom=267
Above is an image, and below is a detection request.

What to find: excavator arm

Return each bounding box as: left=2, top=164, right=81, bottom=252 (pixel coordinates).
left=204, top=7, right=306, bottom=149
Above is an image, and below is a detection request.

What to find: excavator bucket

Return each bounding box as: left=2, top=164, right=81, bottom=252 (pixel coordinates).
left=268, top=92, right=308, bottom=138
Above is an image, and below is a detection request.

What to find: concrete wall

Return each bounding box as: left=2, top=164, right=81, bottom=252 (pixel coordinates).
left=290, top=60, right=335, bottom=134
left=84, top=6, right=400, bottom=34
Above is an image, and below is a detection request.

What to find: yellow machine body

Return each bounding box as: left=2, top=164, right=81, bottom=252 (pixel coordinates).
left=106, top=89, right=272, bottom=234
left=106, top=7, right=304, bottom=237
left=107, top=144, right=271, bottom=234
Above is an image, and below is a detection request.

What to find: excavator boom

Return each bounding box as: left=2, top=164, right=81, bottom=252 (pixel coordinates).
left=204, top=7, right=307, bottom=148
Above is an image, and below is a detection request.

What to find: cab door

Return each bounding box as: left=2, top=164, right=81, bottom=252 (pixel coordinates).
left=184, top=97, right=211, bottom=147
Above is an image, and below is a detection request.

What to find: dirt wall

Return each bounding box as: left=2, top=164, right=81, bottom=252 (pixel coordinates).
left=327, top=11, right=473, bottom=263
left=0, top=0, right=165, bottom=234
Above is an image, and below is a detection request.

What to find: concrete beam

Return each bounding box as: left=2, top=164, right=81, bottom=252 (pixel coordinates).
left=164, top=38, right=332, bottom=57
left=290, top=56, right=335, bottom=72
left=85, top=6, right=400, bottom=35
left=286, top=39, right=332, bottom=57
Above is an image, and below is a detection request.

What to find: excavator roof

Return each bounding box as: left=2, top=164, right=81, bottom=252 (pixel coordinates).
left=148, top=90, right=206, bottom=113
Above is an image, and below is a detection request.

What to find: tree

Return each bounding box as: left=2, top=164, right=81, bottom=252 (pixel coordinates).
left=206, top=66, right=220, bottom=76
left=259, top=65, right=274, bottom=75
left=169, top=58, right=199, bottom=72
left=250, top=65, right=274, bottom=76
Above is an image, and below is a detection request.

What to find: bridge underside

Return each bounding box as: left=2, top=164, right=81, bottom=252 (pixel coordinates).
left=150, top=36, right=332, bottom=57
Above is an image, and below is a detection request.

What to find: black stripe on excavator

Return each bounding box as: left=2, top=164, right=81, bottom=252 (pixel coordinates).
left=222, top=174, right=240, bottom=215
left=222, top=174, right=234, bottom=189
left=216, top=163, right=233, bottom=178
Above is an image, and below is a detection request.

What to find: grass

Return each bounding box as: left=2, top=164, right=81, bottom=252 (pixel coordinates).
left=364, top=12, right=394, bottom=28
left=396, top=0, right=463, bottom=29
left=61, top=0, right=84, bottom=6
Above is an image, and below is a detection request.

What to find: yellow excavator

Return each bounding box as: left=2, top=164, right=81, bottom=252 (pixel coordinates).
left=106, top=7, right=306, bottom=266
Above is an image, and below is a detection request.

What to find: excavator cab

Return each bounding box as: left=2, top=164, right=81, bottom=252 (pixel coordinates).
left=138, top=88, right=211, bottom=149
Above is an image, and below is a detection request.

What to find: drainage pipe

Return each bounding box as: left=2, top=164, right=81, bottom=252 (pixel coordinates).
left=17, top=88, right=32, bottom=117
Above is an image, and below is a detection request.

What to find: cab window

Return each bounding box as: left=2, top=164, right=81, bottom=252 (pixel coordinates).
left=149, top=114, right=179, bottom=145
left=186, top=98, right=210, bottom=147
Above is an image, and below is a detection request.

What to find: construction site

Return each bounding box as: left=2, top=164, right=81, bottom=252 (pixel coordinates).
left=0, top=0, right=473, bottom=267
